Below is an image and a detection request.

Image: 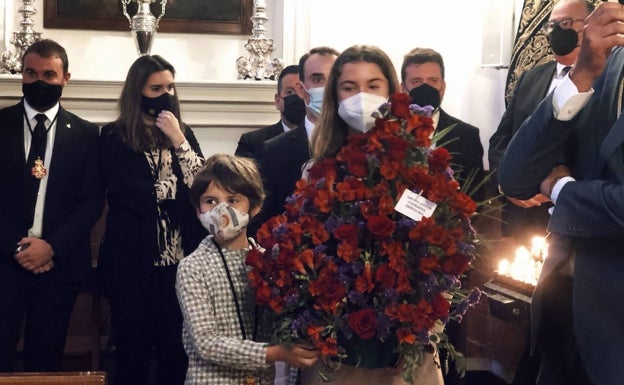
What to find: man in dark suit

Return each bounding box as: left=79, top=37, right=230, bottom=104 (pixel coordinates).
left=255, top=47, right=339, bottom=234
left=236, top=64, right=305, bottom=238
left=401, top=47, right=485, bottom=203
left=0, top=39, right=103, bottom=372
left=489, top=0, right=594, bottom=244
left=234, top=64, right=303, bottom=161
left=499, top=3, right=624, bottom=384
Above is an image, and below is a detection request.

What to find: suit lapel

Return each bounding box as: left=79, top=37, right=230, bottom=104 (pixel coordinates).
left=591, top=47, right=624, bottom=178
left=47, top=108, right=71, bottom=190
left=10, top=102, right=27, bottom=164
left=535, top=62, right=557, bottom=100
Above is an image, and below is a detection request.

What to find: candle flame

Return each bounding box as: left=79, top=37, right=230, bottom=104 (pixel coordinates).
left=497, top=236, right=548, bottom=286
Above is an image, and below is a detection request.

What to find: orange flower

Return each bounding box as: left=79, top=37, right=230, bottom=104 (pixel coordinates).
left=314, top=189, right=334, bottom=213
left=397, top=328, right=417, bottom=344
left=384, top=119, right=403, bottom=135
left=377, top=195, right=396, bottom=216
left=355, top=262, right=375, bottom=293
left=318, top=337, right=338, bottom=357
left=307, top=325, right=325, bottom=343
left=337, top=241, right=360, bottom=263
left=336, top=181, right=356, bottom=201
left=380, top=158, right=401, bottom=180
left=419, top=255, right=440, bottom=275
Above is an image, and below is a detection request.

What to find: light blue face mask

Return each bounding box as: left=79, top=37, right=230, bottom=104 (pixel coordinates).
left=302, top=84, right=325, bottom=117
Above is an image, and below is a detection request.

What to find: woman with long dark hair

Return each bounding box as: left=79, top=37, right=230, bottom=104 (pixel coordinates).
left=99, top=55, right=205, bottom=385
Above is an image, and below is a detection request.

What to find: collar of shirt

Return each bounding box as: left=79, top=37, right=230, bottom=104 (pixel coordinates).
left=280, top=120, right=291, bottom=133
left=548, top=62, right=572, bottom=94
left=429, top=109, right=440, bottom=140
left=304, top=115, right=314, bottom=140
left=23, top=99, right=60, bottom=123
left=555, top=62, right=572, bottom=79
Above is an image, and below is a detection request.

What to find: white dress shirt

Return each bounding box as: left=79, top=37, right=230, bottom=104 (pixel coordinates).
left=23, top=101, right=60, bottom=238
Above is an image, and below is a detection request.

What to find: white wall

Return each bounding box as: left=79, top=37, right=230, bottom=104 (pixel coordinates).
left=0, top=0, right=284, bottom=81
left=1, top=0, right=521, bottom=168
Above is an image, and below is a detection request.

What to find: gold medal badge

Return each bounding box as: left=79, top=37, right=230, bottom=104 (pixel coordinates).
left=243, top=375, right=256, bottom=385
left=31, top=157, right=47, bottom=179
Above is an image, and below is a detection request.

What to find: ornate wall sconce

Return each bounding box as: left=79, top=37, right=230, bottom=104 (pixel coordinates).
left=236, top=0, right=283, bottom=80
left=0, top=0, right=42, bottom=74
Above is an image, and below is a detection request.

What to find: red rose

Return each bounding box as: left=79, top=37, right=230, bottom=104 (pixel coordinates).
left=336, top=181, right=356, bottom=201
left=428, top=147, right=452, bottom=172
left=419, top=255, right=440, bottom=275
left=348, top=309, right=377, bottom=340
left=338, top=143, right=368, bottom=177
left=366, top=215, right=396, bottom=237
left=380, top=158, right=400, bottom=180
left=432, top=293, right=450, bottom=318
left=333, top=223, right=359, bottom=243
left=374, top=264, right=397, bottom=289
left=310, top=268, right=346, bottom=314
left=451, top=191, right=477, bottom=218
left=441, top=253, right=470, bottom=275
left=308, top=157, right=338, bottom=184
left=390, top=92, right=411, bottom=119
left=346, top=153, right=368, bottom=177
left=384, top=135, right=409, bottom=161
left=245, top=248, right=264, bottom=270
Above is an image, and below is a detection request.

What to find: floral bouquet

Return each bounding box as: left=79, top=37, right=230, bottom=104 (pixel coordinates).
left=246, top=93, right=482, bottom=383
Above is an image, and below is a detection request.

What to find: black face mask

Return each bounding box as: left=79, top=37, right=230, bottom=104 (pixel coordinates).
left=141, top=92, right=173, bottom=118
left=548, top=24, right=578, bottom=56
left=408, top=83, right=441, bottom=110
left=282, top=94, right=306, bottom=125
left=22, top=80, right=63, bottom=111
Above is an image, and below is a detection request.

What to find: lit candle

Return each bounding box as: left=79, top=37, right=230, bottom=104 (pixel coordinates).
left=497, top=236, right=549, bottom=285
left=498, top=259, right=510, bottom=276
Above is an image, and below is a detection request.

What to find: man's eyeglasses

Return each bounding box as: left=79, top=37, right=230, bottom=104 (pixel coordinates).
left=542, top=18, right=584, bottom=34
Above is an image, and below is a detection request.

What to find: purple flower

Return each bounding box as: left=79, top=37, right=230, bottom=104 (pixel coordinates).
left=468, top=288, right=482, bottom=304
left=285, top=292, right=301, bottom=307
left=314, top=244, right=327, bottom=254
left=347, top=291, right=368, bottom=306
left=272, top=224, right=288, bottom=240
left=417, top=328, right=431, bottom=344
left=398, top=218, right=417, bottom=230
left=409, top=103, right=434, bottom=117
left=323, top=216, right=340, bottom=234
left=457, top=241, right=476, bottom=254
left=366, top=153, right=381, bottom=168
left=376, top=102, right=391, bottom=117
left=455, top=299, right=470, bottom=315
left=383, top=288, right=399, bottom=303
left=376, top=314, right=392, bottom=340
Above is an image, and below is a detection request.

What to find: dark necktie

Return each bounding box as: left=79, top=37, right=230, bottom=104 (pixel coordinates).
left=561, top=66, right=571, bottom=77
left=27, top=114, right=48, bottom=166
left=25, top=113, right=48, bottom=224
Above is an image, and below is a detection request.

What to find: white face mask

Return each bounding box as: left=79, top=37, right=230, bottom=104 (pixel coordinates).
left=198, top=202, right=249, bottom=243
left=337, top=92, right=387, bottom=133
left=302, top=84, right=325, bottom=117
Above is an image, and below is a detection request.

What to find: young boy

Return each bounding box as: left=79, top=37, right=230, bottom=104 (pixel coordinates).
left=176, top=154, right=318, bottom=385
